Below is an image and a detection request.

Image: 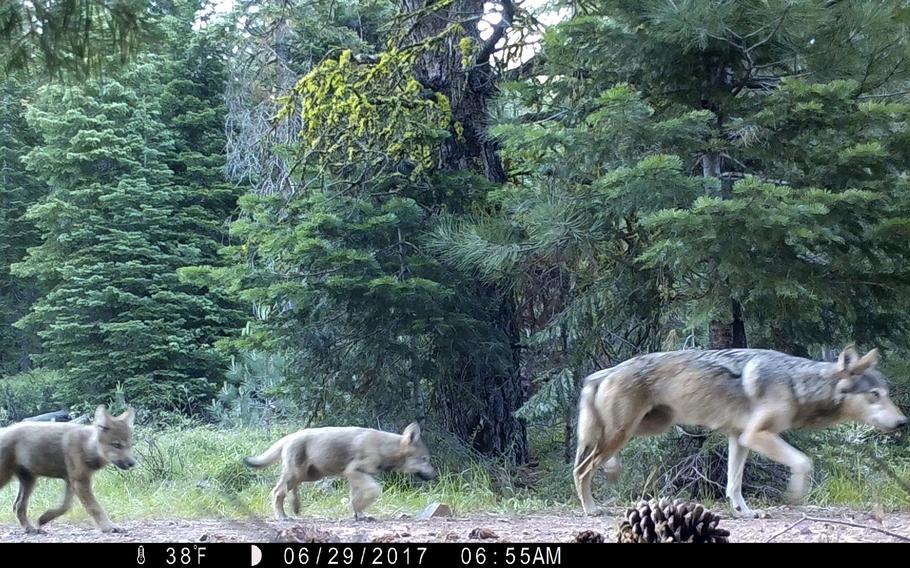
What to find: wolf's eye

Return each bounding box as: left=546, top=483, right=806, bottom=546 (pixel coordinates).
left=868, top=391, right=881, bottom=401
left=112, top=441, right=123, bottom=449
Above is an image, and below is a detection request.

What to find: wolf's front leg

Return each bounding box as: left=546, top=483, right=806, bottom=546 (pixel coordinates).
left=739, top=429, right=812, bottom=504
left=726, top=436, right=759, bottom=518
left=72, top=477, right=123, bottom=533
left=346, top=470, right=381, bottom=521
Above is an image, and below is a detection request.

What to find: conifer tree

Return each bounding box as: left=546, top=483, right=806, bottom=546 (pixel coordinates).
left=0, top=78, right=43, bottom=374
left=15, top=55, right=239, bottom=412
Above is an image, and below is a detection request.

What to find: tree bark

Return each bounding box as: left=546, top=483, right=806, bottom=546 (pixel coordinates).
left=703, top=149, right=747, bottom=350
left=402, top=0, right=527, bottom=461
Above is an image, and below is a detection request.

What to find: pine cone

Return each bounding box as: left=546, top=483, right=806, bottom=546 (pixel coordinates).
left=616, top=498, right=730, bottom=543
left=575, top=530, right=604, bottom=543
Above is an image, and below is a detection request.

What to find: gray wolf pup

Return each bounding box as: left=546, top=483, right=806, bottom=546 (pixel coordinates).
left=574, top=346, right=907, bottom=517
left=0, top=405, right=137, bottom=533
left=244, top=423, right=437, bottom=520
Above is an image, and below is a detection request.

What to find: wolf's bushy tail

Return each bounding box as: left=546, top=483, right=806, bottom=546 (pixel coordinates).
left=244, top=435, right=290, bottom=468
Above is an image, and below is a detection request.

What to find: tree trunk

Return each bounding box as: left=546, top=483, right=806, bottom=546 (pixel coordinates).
left=703, top=149, right=747, bottom=350
left=403, top=0, right=527, bottom=461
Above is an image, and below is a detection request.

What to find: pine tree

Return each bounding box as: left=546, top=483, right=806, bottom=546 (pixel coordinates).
left=482, top=0, right=910, bottom=353
left=594, top=0, right=910, bottom=350
left=0, top=78, right=43, bottom=375
left=188, top=0, right=535, bottom=459
left=14, top=59, right=238, bottom=413
left=434, top=0, right=910, bottom=457
left=160, top=4, right=245, bottom=365
left=0, top=0, right=155, bottom=76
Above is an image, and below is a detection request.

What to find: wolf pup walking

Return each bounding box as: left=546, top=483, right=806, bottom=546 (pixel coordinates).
left=245, top=423, right=437, bottom=520
left=0, top=405, right=137, bottom=533
left=574, top=346, right=907, bottom=518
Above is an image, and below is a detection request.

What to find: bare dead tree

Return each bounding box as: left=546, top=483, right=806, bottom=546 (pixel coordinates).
left=224, top=0, right=305, bottom=196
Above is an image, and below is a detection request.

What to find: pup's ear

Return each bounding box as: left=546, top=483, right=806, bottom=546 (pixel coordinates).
left=119, top=407, right=136, bottom=429
left=850, top=348, right=880, bottom=374
left=94, top=405, right=110, bottom=430
left=401, top=422, right=421, bottom=447
left=837, top=344, right=860, bottom=373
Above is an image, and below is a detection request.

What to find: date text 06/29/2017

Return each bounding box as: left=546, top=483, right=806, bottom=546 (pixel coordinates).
left=278, top=545, right=562, bottom=566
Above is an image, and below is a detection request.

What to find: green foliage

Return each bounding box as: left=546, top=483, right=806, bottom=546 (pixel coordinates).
left=0, top=77, right=43, bottom=375
left=13, top=46, right=239, bottom=413
left=208, top=352, right=295, bottom=427
left=434, top=0, right=910, bottom=473
left=191, top=169, right=513, bottom=426
left=0, top=0, right=159, bottom=77
left=436, top=82, right=715, bottom=428
left=0, top=368, right=65, bottom=424
left=183, top=2, right=531, bottom=456
left=282, top=48, right=452, bottom=176
left=1, top=0, right=909, bottom=507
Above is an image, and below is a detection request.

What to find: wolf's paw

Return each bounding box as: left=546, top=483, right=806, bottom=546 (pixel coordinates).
left=583, top=506, right=605, bottom=517
left=355, top=515, right=377, bottom=522
left=102, top=526, right=126, bottom=534
left=24, top=526, right=46, bottom=535
left=730, top=506, right=762, bottom=519
left=783, top=489, right=807, bottom=506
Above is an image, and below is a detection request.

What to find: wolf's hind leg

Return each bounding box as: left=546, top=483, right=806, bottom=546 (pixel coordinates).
left=270, top=470, right=295, bottom=520
left=289, top=483, right=301, bottom=516
left=573, top=444, right=606, bottom=516
left=38, top=481, right=74, bottom=527
left=14, top=471, right=41, bottom=534
left=574, top=431, right=632, bottom=517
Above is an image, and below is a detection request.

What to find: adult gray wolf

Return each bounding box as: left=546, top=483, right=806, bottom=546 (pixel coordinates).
left=244, top=423, right=437, bottom=520
left=0, top=405, right=137, bottom=533
left=573, top=346, right=907, bottom=517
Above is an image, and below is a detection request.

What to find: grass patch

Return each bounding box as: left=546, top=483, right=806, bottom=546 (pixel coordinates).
left=2, top=424, right=907, bottom=526
left=0, top=426, right=553, bottom=524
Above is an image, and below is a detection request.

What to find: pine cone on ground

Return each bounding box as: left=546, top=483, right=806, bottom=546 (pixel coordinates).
left=616, top=498, right=730, bottom=543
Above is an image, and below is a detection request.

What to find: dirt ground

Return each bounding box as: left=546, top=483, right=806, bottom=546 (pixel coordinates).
left=1, top=506, right=908, bottom=543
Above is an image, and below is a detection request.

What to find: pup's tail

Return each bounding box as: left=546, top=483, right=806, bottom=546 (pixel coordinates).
left=244, top=435, right=290, bottom=468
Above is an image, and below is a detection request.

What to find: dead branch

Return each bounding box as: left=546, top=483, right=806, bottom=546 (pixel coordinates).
left=765, top=514, right=808, bottom=542
left=765, top=513, right=910, bottom=542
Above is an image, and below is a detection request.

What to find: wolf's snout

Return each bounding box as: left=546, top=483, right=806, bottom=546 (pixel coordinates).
left=897, top=417, right=909, bottom=429
left=418, top=470, right=437, bottom=481
left=115, top=458, right=137, bottom=470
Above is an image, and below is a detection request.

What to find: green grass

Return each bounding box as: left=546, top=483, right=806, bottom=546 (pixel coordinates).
left=2, top=425, right=907, bottom=526
left=0, top=426, right=559, bottom=524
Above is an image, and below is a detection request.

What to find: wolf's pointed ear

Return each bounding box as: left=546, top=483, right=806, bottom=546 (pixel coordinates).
left=119, top=407, right=136, bottom=429
left=402, top=422, right=421, bottom=447
left=851, top=348, right=880, bottom=374
left=837, top=344, right=860, bottom=372
left=94, top=405, right=110, bottom=429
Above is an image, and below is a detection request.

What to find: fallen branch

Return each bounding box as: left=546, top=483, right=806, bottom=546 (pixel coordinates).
left=22, top=409, right=70, bottom=422
left=765, top=514, right=807, bottom=542
left=765, top=513, right=910, bottom=542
